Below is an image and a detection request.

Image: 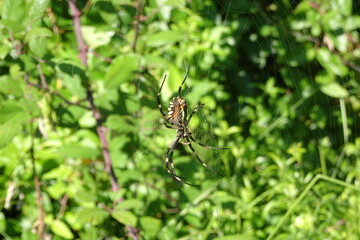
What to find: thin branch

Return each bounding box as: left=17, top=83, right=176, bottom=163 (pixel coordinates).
left=68, top=0, right=120, bottom=193
left=30, top=128, right=45, bottom=240
left=86, top=90, right=119, bottom=192
left=343, top=59, right=360, bottom=73
left=24, top=74, right=89, bottom=110
left=68, top=0, right=88, bottom=68
left=56, top=194, right=68, bottom=219
left=132, top=0, right=142, bottom=52
left=46, top=7, right=60, bottom=34
left=37, top=63, right=48, bottom=89
left=91, top=49, right=112, bottom=63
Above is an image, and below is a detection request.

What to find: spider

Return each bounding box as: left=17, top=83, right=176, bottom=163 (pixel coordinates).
left=157, top=70, right=228, bottom=186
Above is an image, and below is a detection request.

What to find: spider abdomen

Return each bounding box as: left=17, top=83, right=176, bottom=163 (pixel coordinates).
left=167, top=96, right=187, bottom=125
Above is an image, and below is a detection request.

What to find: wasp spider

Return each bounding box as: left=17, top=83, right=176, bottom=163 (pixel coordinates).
left=157, top=70, right=228, bottom=186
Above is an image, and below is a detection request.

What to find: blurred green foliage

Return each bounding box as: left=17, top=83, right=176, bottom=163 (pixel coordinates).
left=0, top=0, right=360, bottom=239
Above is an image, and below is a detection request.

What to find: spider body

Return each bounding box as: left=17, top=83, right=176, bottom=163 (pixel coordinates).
left=157, top=71, right=228, bottom=186
left=167, top=96, right=187, bottom=126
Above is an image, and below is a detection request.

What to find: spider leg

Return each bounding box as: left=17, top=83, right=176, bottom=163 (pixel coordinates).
left=157, top=74, right=168, bottom=117
left=187, top=103, right=205, bottom=123
left=165, top=135, right=199, bottom=187
left=189, top=136, right=229, bottom=150
left=164, top=121, right=177, bottom=129
left=178, top=67, right=189, bottom=96
left=186, top=137, right=224, bottom=177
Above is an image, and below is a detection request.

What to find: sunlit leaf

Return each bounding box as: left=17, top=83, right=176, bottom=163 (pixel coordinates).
left=147, top=30, right=184, bottom=47
left=316, top=48, right=348, bottom=76
left=112, top=210, right=137, bottom=227
left=104, top=55, right=140, bottom=88
left=320, top=82, right=349, bottom=98
left=75, top=208, right=109, bottom=225
left=50, top=220, right=74, bottom=239
left=0, top=102, right=30, bottom=148
left=139, top=216, right=162, bottom=237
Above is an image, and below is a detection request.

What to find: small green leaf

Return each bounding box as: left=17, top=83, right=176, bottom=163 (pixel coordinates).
left=139, top=216, right=162, bottom=237
left=315, top=70, right=335, bottom=85
left=58, top=144, right=99, bottom=159
left=50, top=220, right=74, bottom=239
left=112, top=210, right=137, bottom=227
left=333, top=0, right=352, bottom=16
left=47, top=181, right=67, bottom=199
left=147, top=30, right=184, bottom=47
left=28, top=0, right=50, bottom=22
left=0, top=76, right=23, bottom=96
left=316, top=48, right=348, bottom=76
left=0, top=212, right=6, bottom=232
left=75, top=189, right=97, bottom=204
left=104, top=55, right=139, bottom=88
left=75, top=208, right=109, bottom=225
left=117, top=199, right=144, bottom=210
left=0, top=101, right=30, bottom=148
left=106, top=115, right=134, bottom=132
left=81, top=26, right=115, bottom=49
left=2, top=0, right=25, bottom=23
left=213, top=234, right=258, bottom=240
left=345, top=16, right=360, bottom=31
left=320, top=82, right=349, bottom=98
left=26, top=28, right=53, bottom=57
left=0, top=19, right=25, bottom=32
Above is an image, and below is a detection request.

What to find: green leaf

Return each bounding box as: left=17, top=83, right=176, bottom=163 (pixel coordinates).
left=106, top=115, right=134, bottom=132
left=112, top=210, right=137, bottom=227
left=81, top=26, right=115, bottom=49
left=47, top=181, right=67, bottom=199
left=50, top=220, right=74, bottom=239
left=28, top=0, right=50, bottom=22
left=0, top=212, right=6, bottom=232
left=213, top=234, right=257, bottom=240
left=320, top=82, right=349, bottom=98
left=62, top=73, right=86, bottom=98
left=147, top=30, right=184, bottom=47
left=104, top=55, right=139, bottom=88
left=58, top=144, right=100, bottom=159
left=139, top=216, right=162, bottom=237
left=316, top=48, right=348, bottom=76
left=333, top=0, right=352, bottom=16
left=0, top=19, right=25, bottom=33
left=75, top=208, right=109, bottom=225
left=315, top=70, right=335, bottom=85
left=26, top=28, right=53, bottom=57
left=0, top=102, right=30, bottom=148
left=0, top=76, right=23, bottom=96
left=117, top=199, right=144, bottom=210
left=345, top=16, right=360, bottom=31
left=1, top=0, right=26, bottom=22
left=75, top=189, right=97, bottom=204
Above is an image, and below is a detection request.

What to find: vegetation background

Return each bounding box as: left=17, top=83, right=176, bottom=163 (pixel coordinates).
left=0, top=0, right=359, bottom=239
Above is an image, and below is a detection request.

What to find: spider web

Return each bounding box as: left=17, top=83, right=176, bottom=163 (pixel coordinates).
left=153, top=0, right=360, bottom=236
left=49, top=0, right=360, bottom=238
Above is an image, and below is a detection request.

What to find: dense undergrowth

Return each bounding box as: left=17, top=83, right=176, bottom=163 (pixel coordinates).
left=0, top=0, right=359, bottom=239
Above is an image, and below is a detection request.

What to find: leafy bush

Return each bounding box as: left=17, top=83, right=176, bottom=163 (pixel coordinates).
left=0, top=0, right=359, bottom=239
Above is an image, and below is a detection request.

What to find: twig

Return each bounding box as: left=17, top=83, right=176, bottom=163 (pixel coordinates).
left=86, top=90, right=119, bottom=192
left=132, top=0, right=142, bottom=52
left=24, top=74, right=89, bottom=110
left=56, top=194, right=68, bottom=219
left=37, top=63, right=49, bottom=89
left=68, top=0, right=88, bottom=68
left=46, top=7, right=60, bottom=34
left=68, top=0, right=120, bottom=193
left=30, top=128, right=45, bottom=240
left=343, top=59, right=360, bottom=73
left=91, top=50, right=112, bottom=63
